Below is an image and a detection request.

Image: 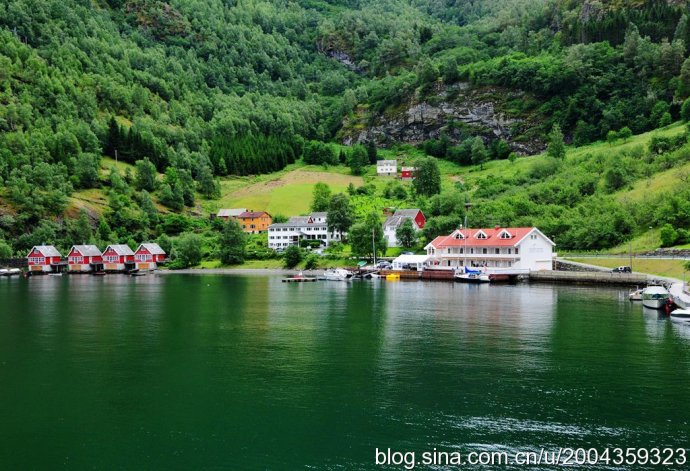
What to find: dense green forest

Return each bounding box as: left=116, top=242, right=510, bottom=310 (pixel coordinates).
left=3, top=0, right=690, bottom=260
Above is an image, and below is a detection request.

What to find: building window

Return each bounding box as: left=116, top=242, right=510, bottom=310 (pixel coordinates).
left=29, top=257, right=45, bottom=264
left=104, top=255, right=118, bottom=263
left=515, top=248, right=519, bottom=254
left=495, top=248, right=500, bottom=254
left=482, top=248, right=487, bottom=254
left=71, top=256, right=84, bottom=264
left=499, top=231, right=512, bottom=239
left=476, top=231, right=487, bottom=239
left=508, top=248, right=512, bottom=254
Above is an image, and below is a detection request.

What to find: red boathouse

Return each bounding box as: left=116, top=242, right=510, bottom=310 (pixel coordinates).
left=27, top=246, right=64, bottom=273
left=102, top=244, right=135, bottom=272
left=67, top=245, right=103, bottom=273
left=134, top=243, right=167, bottom=270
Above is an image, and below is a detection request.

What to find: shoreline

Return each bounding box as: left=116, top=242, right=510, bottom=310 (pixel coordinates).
left=156, top=268, right=320, bottom=276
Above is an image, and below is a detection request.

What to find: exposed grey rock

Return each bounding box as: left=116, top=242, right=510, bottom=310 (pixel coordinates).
left=341, top=84, right=543, bottom=154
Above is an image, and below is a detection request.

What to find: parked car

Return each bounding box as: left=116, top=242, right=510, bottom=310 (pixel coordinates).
left=376, top=260, right=392, bottom=269
left=612, top=266, right=632, bottom=273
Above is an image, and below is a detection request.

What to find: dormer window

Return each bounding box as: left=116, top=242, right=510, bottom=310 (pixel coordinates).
left=454, top=231, right=465, bottom=240
left=475, top=230, right=487, bottom=239
left=499, top=230, right=512, bottom=239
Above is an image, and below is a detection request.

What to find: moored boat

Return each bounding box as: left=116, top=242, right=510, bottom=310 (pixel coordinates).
left=454, top=268, right=490, bottom=283
left=641, top=286, right=671, bottom=309
left=670, top=308, right=690, bottom=324
left=319, top=268, right=353, bottom=281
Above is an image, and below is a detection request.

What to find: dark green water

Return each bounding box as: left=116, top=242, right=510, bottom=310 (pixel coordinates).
left=1, top=275, right=690, bottom=470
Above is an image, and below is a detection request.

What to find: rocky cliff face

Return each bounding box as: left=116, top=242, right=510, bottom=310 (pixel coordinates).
left=340, top=83, right=545, bottom=154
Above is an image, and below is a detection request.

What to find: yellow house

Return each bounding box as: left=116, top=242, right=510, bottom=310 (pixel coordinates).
left=236, top=211, right=272, bottom=233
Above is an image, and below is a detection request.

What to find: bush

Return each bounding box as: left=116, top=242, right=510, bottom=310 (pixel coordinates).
left=283, top=245, right=302, bottom=268
left=304, top=254, right=319, bottom=270
left=174, top=233, right=202, bottom=268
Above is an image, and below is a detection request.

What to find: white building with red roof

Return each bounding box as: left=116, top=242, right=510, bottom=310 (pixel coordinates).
left=425, top=226, right=555, bottom=271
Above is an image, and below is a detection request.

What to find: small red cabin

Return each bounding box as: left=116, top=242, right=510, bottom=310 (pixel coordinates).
left=102, top=244, right=135, bottom=272
left=68, top=245, right=103, bottom=272
left=27, top=246, right=63, bottom=273
left=401, top=166, right=417, bottom=181
left=134, top=243, right=166, bottom=270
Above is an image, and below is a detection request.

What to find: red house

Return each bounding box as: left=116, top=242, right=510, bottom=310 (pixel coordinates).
left=102, top=244, right=135, bottom=272
left=393, top=209, right=426, bottom=229
left=134, top=243, right=166, bottom=270
left=401, top=167, right=417, bottom=181
left=27, top=245, right=63, bottom=273
left=67, top=245, right=103, bottom=273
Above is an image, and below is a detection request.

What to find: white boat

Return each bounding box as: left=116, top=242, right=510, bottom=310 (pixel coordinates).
left=0, top=268, right=8, bottom=276
left=319, top=268, right=353, bottom=281
left=629, top=287, right=643, bottom=301
left=454, top=269, right=490, bottom=283
left=641, top=286, right=671, bottom=309
left=670, top=309, right=690, bottom=324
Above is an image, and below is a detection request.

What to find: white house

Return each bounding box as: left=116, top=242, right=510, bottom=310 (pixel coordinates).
left=383, top=209, right=426, bottom=247
left=268, top=213, right=344, bottom=250
left=425, top=227, right=555, bottom=271
left=376, top=159, right=397, bottom=176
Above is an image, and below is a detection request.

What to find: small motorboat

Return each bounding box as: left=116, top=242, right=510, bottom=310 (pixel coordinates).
left=670, top=308, right=690, bottom=324
left=7, top=268, right=21, bottom=276
left=641, top=285, right=671, bottom=309
left=0, top=268, right=8, bottom=276
left=49, top=272, right=63, bottom=277
left=130, top=272, right=147, bottom=277
left=319, top=268, right=353, bottom=281
left=629, top=287, right=643, bottom=301
left=385, top=273, right=400, bottom=281
left=92, top=271, right=106, bottom=276
left=454, top=268, right=490, bottom=283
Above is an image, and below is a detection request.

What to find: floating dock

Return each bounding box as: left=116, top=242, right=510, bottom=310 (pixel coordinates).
left=282, top=277, right=318, bottom=283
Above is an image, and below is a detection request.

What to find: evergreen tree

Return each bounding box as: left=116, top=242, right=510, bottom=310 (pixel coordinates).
left=366, top=141, right=378, bottom=164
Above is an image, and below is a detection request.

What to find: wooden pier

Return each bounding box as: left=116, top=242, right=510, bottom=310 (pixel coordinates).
left=528, top=270, right=657, bottom=286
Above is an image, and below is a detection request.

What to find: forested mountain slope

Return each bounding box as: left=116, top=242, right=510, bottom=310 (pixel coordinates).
left=2, top=0, right=690, bottom=254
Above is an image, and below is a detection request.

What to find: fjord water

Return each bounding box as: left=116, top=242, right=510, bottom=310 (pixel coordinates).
left=1, top=275, right=689, bottom=469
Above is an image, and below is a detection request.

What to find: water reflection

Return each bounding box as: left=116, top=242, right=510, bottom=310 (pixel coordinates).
left=1, top=276, right=690, bottom=469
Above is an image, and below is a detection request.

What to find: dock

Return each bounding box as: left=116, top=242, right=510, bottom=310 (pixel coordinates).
left=282, top=277, right=317, bottom=283
left=528, top=270, right=657, bottom=286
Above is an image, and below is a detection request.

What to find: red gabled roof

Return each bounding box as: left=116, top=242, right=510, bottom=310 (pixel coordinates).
left=428, top=227, right=542, bottom=248
left=238, top=211, right=269, bottom=218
